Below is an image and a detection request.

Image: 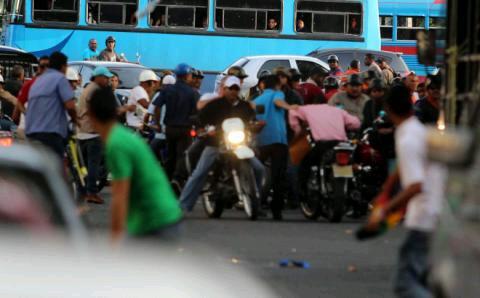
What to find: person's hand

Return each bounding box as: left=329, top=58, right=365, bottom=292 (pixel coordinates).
left=289, top=104, right=300, bottom=110
left=365, top=207, right=385, bottom=231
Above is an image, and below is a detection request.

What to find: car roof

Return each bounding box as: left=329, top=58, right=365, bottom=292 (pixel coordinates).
left=244, top=54, right=324, bottom=60
left=311, top=48, right=402, bottom=56
left=0, top=45, right=29, bottom=54
left=68, top=61, right=148, bottom=68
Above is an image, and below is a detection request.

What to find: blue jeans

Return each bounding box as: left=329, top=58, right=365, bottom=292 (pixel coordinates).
left=394, top=230, right=432, bottom=298
left=79, top=137, right=103, bottom=195
left=27, top=132, right=65, bottom=159
left=180, top=146, right=265, bottom=212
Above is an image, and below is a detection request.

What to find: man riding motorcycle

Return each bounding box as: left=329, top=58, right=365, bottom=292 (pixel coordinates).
left=179, top=76, right=265, bottom=212
left=289, top=96, right=361, bottom=200
left=329, top=74, right=370, bottom=121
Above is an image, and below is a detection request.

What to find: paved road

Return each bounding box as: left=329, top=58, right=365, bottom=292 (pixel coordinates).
left=85, top=189, right=403, bottom=298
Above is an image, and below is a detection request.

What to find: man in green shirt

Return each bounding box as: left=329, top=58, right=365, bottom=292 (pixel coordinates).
left=87, top=87, right=182, bottom=242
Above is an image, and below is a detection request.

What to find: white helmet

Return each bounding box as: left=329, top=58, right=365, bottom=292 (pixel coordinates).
left=162, top=75, right=176, bottom=85
left=139, top=70, right=158, bottom=82
left=66, top=67, right=79, bottom=81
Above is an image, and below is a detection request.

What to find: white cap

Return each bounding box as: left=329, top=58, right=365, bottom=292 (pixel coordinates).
left=139, top=70, right=159, bottom=82
left=224, top=76, right=241, bottom=88
left=0, top=74, right=4, bottom=83
left=162, top=75, right=176, bottom=85
left=66, top=68, right=79, bottom=81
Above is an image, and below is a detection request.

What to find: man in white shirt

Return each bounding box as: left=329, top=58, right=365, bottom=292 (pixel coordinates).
left=126, top=70, right=158, bottom=129
left=367, top=84, right=445, bottom=298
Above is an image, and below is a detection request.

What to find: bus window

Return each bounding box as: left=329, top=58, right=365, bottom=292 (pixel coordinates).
left=87, top=0, right=138, bottom=26
left=380, top=16, right=393, bottom=39
left=149, top=0, right=208, bottom=29
left=397, top=16, right=425, bottom=40
left=429, top=17, right=446, bottom=39
left=33, top=0, right=78, bottom=23
left=216, top=0, right=282, bottom=31
left=296, top=1, right=362, bottom=35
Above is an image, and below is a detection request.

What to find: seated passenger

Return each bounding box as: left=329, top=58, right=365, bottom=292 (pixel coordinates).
left=268, top=18, right=279, bottom=30
left=296, top=19, right=308, bottom=32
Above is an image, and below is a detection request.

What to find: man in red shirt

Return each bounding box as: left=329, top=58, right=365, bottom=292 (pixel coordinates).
left=297, top=66, right=327, bottom=105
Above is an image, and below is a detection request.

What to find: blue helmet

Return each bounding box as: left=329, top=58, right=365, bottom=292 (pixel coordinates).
left=174, top=63, right=193, bottom=76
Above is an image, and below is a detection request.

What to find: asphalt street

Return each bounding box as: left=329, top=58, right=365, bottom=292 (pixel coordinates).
left=85, top=188, right=404, bottom=298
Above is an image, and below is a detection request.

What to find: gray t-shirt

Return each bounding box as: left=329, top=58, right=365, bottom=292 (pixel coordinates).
left=328, top=91, right=369, bottom=122
left=25, top=69, right=74, bottom=138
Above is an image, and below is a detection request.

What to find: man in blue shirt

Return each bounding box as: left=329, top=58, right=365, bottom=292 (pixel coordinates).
left=152, top=63, right=199, bottom=180
left=83, top=39, right=99, bottom=61
left=26, top=52, right=78, bottom=158
left=254, top=75, right=298, bottom=220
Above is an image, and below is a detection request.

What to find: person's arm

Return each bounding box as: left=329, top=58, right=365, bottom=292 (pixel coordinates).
left=342, top=110, right=361, bottom=130
left=65, top=99, right=79, bottom=125
left=288, top=108, right=306, bottom=136
left=197, top=96, right=220, bottom=110
left=137, top=98, right=149, bottom=109
left=111, top=179, right=130, bottom=242
left=274, top=91, right=299, bottom=110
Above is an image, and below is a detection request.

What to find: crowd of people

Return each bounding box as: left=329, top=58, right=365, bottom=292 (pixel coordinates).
left=0, top=49, right=445, bottom=296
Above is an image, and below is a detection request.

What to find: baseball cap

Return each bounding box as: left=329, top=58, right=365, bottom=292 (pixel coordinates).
left=92, top=67, right=113, bottom=78
left=139, top=70, right=159, bottom=82
left=174, top=63, right=193, bottom=76
left=226, top=66, right=248, bottom=79
left=224, top=76, right=241, bottom=88
left=0, top=74, right=4, bottom=83
left=66, top=67, right=80, bottom=81
left=162, top=74, right=176, bottom=85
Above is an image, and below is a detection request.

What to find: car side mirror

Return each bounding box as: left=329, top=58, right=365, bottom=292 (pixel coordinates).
left=256, top=105, right=265, bottom=115
left=416, top=30, right=437, bottom=66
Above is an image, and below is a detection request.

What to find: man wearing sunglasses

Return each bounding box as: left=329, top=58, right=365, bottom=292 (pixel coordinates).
left=99, top=36, right=124, bottom=62
left=414, top=74, right=441, bottom=124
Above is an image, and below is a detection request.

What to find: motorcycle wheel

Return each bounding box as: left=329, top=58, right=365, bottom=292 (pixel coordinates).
left=300, top=169, right=322, bottom=220
left=202, top=176, right=224, bottom=218
left=325, top=178, right=347, bottom=223
left=238, top=162, right=260, bottom=221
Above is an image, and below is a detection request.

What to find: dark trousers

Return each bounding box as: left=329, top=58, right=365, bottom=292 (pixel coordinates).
left=79, top=137, right=103, bottom=195
left=258, top=143, right=288, bottom=213
left=298, top=140, right=339, bottom=197
left=394, top=230, right=432, bottom=298
left=165, top=126, right=192, bottom=180
left=27, top=132, right=65, bottom=159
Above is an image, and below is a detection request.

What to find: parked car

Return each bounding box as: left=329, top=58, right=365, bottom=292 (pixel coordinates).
left=68, top=61, right=153, bottom=97
left=0, top=144, right=88, bottom=246
left=308, top=48, right=410, bottom=77
left=216, top=55, right=329, bottom=94
left=0, top=45, right=37, bottom=79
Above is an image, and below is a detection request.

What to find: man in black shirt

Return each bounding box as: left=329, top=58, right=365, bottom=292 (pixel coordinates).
left=415, top=74, right=441, bottom=124
left=362, top=79, right=387, bottom=130
left=153, top=63, right=199, bottom=179
left=3, top=65, right=24, bottom=117
left=179, top=76, right=265, bottom=212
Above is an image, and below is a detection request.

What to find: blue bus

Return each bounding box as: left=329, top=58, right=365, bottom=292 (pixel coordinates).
left=1, top=0, right=380, bottom=72
left=378, top=0, right=446, bottom=76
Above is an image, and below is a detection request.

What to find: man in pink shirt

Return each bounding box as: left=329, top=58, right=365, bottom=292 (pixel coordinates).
left=289, top=100, right=360, bottom=199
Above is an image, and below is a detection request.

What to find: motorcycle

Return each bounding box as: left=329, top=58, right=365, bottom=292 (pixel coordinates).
left=201, top=118, right=263, bottom=220
left=300, top=130, right=357, bottom=223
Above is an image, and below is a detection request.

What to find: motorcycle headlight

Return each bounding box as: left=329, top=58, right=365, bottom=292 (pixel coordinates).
left=227, top=131, right=245, bottom=145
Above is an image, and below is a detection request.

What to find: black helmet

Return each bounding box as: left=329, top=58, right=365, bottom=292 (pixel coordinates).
left=350, top=59, right=360, bottom=69
left=192, top=69, right=204, bottom=79
left=106, top=36, right=116, bottom=44
left=369, top=78, right=386, bottom=91
left=347, top=74, right=362, bottom=86
left=288, top=68, right=302, bottom=81
left=257, top=70, right=271, bottom=81
left=328, top=55, right=339, bottom=62
left=324, top=76, right=339, bottom=89
left=227, top=66, right=248, bottom=79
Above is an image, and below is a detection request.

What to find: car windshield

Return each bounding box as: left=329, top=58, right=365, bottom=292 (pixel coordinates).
left=107, top=66, right=145, bottom=89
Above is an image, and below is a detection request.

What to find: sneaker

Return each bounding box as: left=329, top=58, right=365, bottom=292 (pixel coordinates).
left=87, top=194, right=104, bottom=204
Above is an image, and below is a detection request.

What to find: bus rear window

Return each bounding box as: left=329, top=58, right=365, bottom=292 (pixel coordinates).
left=88, top=0, right=138, bottom=25
left=215, top=0, right=282, bottom=32
left=150, top=0, right=208, bottom=29
left=296, top=1, right=362, bottom=35
left=33, top=0, right=78, bottom=23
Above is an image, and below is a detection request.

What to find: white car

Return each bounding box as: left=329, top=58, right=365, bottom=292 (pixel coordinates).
left=216, top=55, right=330, bottom=93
